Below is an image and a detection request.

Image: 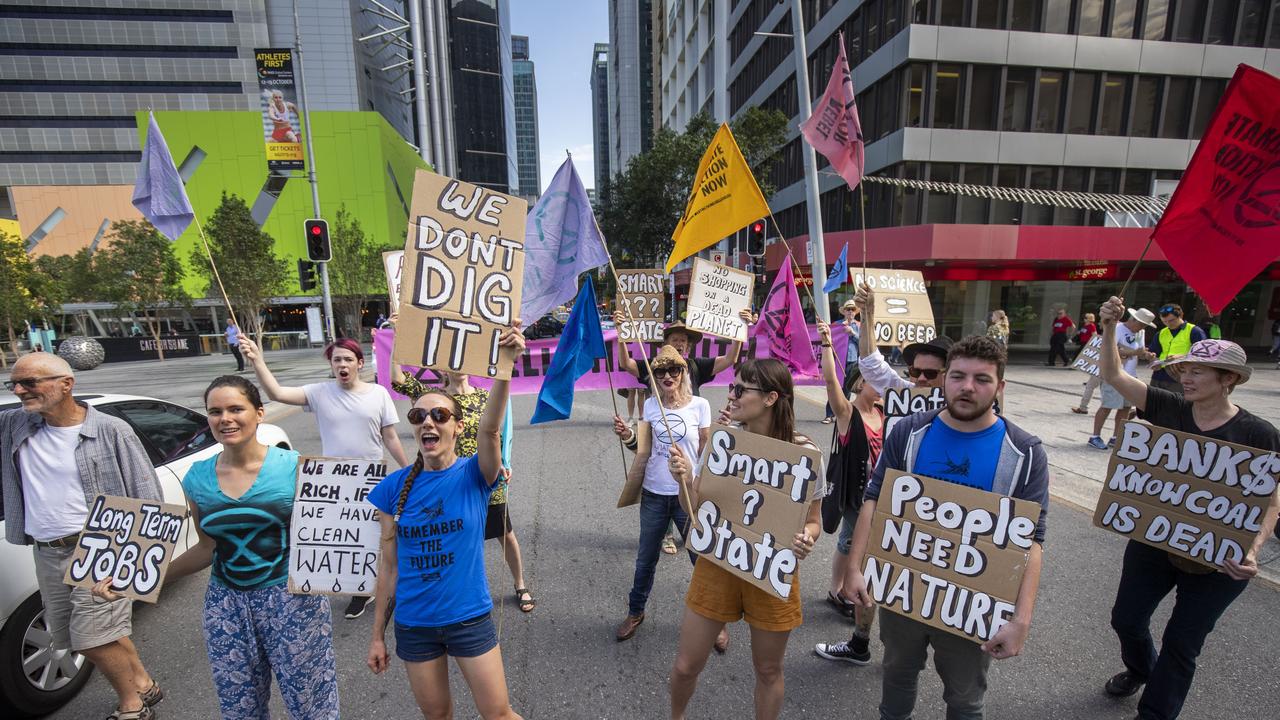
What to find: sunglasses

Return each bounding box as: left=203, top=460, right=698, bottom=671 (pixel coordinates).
left=727, top=383, right=766, bottom=398
left=407, top=406, right=456, bottom=425
left=652, top=367, right=684, bottom=379
left=907, top=367, right=941, bottom=380
left=4, top=375, right=66, bottom=392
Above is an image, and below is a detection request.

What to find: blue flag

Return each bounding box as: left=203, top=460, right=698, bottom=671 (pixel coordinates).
left=531, top=278, right=606, bottom=424
left=823, top=243, right=849, bottom=294
left=131, top=113, right=194, bottom=241
left=520, top=157, right=611, bottom=322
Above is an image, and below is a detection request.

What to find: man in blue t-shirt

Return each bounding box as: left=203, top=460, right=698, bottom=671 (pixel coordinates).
left=842, top=335, right=1050, bottom=719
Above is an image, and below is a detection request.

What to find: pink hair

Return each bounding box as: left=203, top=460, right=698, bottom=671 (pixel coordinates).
left=324, top=338, right=364, bottom=362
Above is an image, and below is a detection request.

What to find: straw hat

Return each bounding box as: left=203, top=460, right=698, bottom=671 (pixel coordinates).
left=1152, top=339, right=1252, bottom=384
left=662, top=321, right=703, bottom=346
left=650, top=344, right=688, bottom=371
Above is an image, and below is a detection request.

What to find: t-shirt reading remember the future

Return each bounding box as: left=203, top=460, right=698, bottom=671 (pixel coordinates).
left=303, top=381, right=398, bottom=460
left=642, top=395, right=712, bottom=495
left=368, top=454, right=493, bottom=627
left=912, top=416, right=1007, bottom=492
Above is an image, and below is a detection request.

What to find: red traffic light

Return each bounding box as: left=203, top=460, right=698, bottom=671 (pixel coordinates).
left=751, top=221, right=764, bottom=233
left=310, top=225, right=322, bottom=235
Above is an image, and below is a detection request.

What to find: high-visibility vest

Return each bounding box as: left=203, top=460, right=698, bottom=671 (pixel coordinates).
left=1158, top=322, right=1197, bottom=359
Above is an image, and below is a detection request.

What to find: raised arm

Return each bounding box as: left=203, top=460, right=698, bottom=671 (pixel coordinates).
left=477, top=325, right=525, bottom=485
left=239, top=337, right=307, bottom=405
left=709, top=309, right=754, bottom=376
left=818, top=320, right=854, bottom=435
left=612, top=311, right=641, bottom=378
left=854, top=282, right=876, bottom=360
left=1098, top=297, right=1148, bottom=411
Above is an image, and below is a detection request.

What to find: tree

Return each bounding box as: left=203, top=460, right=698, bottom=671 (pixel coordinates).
left=96, top=220, right=189, bottom=360
left=596, top=107, right=789, bottom=268
left=33, top=248, right=100, bottom=304
left=0, top=231, right=38, bottom=366
left=326, top=205, right=398, bottom=339
left=191, top=193, right=288, bottom=340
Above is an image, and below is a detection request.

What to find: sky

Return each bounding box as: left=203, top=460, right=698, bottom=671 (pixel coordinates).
left=510, top=1, right=609, bottom=191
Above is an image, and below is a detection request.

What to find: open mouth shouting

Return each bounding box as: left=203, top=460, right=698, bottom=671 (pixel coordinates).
left=418, top=429, right=442, bottom=453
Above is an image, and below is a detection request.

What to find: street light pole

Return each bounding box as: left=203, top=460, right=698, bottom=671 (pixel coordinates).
left=293, top=0, right=336, bottom=342
left=787, top=0, right=830, bottom=322
left=407, top=0, right=431, bottom=165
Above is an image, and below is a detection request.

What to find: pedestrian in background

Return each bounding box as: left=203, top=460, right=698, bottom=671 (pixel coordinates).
left=1046, top=307, right=1075, bottom=366
left=986, top=309, right=1010, bottom=347
left=1086, top=307, right=1155, bottom=449
left=823, top=300, right=861, bottom=424
left=1270, top=317, right=1280, bottom=358
left=1075, top=312, right=1098, bottom=354
left=1148, top=303, right=1205, bottom=394
left=225, top=318, right=244, bottom=372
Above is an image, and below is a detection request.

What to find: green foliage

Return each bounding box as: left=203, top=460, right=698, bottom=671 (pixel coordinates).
left=96, top=221, right=189, bottom=359
left=596, top=107, right=789, bottom=268
left=191, top=192, right=287, bottom=339
left=327, top=205, right=397, bottom=338
left=0, top=232, right=38, bottom=357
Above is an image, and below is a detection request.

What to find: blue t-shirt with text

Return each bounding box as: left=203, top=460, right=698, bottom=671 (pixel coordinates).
left=912, top=417, right=1007, bottom=492
left=368, top=454, right=492, bottom=627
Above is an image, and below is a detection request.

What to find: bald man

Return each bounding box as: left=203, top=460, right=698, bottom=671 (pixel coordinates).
left=2, top=354, right=164, bottom=720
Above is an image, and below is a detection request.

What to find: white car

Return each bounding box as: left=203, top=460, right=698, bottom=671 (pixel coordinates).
left=0, top=394, right=292, bottom=718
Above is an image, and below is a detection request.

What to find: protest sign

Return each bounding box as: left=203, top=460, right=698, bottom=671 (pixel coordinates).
left=853, top=269, right=935, bottom=347
left=616, top=269, right=665, bottom=342
left=253, top=49, right=304, bottom=172
left=689, top=426, right=823, bottom=599
left=392, top=170, right=528, bottom=379
left=1093, top=421, right=1279, bottom=570
left=288, top=457, right=386, bottom=595
left=883, top=386, right=947, bottom=437
left=687, top=257, right=754, bottom=342
left=63, top=495, right=188, bottom=603
left=1072, top=335, right=1103, bottom=377
left=383, top=250, right=404, bottom=312
left=864, top=470, right=1041, bottom=643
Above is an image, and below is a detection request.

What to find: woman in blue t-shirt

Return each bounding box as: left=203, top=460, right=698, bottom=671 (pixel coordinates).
left=366, top=325, right=525, bottom=720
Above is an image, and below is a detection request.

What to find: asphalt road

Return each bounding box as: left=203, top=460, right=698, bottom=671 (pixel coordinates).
left=14, top=349, right=1280, bottom=719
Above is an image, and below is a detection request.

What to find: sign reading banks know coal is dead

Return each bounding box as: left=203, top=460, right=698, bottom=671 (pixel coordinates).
left=63, top=495, right=188, bottom=603
left=1094, top=422, right=1279, bottom=570
left=864, top=470, right=1041, bottom=644
left=616, top=269, right=665, bottom=342
left=690, top=426, right=823, bottom=599
left=853, top=269, right=935, bottom=347
left=393, top=170, right=527, bottom=379
left=687, top=258, right=754, bottom=342
left=288, top=457, right=386, bottom=596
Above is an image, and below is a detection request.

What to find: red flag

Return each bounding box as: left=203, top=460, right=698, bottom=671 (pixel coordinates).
left=1151, top=65, right=1280, bottom=313
left=799, top=32, right=864, bottom=189
left=753, top=254, right=818, bottom=378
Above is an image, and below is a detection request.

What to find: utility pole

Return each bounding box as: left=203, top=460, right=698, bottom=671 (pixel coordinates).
left=293, top=0, right=336, bottom=342
left=407, top=0, right=431, bottom=164
left=788, top=0, right=830, bottom=322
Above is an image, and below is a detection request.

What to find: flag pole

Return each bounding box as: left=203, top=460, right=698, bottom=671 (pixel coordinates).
left=1118, top=237, right=1153, bottom=301
left=765, top=213, right=821, bottom=313
left=858, top=183, right=869, bottom=275
left=191, top=214, right=239, bottom=329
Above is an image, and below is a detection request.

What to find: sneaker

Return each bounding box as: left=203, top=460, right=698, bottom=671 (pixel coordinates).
left=1088, top=436, right=1108, bottom=450
left=814, top=637, right=871, bottom=665
left=344, top=595, right=371, bottom=619
left=1108, top=437, right=1116, bottom=448
left=1104, top=670, right=1145, bottom=697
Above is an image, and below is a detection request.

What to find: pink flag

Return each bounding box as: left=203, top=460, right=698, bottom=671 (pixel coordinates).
left=754, top=254, right=819, bottom=378
left=800, top=32, right=864, bottom=189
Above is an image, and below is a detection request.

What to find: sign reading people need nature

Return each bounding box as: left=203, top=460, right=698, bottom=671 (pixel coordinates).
left=883, top=386, right=947, bottom=436
left=383, top=250, right=404, bottom=312
left=687, top=258, right=754, bottom=342
left=1093, top=422, right=1279, bottom=570
left=63, top=495, right=188, bottom=603
left=288, top=457, right=385, bottom=595
left=615, top=269, right=665, bottom=342
left=393, top=170, right=528, bottom=379
left=689, top=426, right=823, bottom=599
left=864, top=470, right=1041, bottom=643
left=1072, top=335, right=1103, bottom=377
left=853, top=269, right=936, bottom=347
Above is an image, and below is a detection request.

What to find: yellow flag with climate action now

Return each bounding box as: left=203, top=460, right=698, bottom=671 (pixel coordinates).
left=665, top=123, right=771, bottom=273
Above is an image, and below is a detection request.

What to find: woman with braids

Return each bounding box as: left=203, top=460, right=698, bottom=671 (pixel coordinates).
left=366, top=325, right=526, bottom=720
left=667, top=358, right=824, bottom=720
left=96, top=375, right=339, bottom=719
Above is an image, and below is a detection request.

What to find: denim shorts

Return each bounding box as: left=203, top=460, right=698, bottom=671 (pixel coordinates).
left=394, top=612, right=497, bottom=662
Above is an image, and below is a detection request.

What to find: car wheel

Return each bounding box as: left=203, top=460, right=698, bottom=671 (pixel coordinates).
left=0, top=593, right=92, bottom=717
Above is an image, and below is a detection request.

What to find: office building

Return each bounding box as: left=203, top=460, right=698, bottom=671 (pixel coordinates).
left=609, top=0, right=656, bottom=176
left=590, top=43, right=613, bottom=193
left=513, top=35, right=541, bottom=200
left=447, top=0, right=519, bottom=194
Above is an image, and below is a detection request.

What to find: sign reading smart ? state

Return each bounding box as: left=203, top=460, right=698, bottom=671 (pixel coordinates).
left=865, top=470, right=1041, bottom=644
left=63, top=495, right=188, bottom=603
left=687, top=258, right=754, bottom=342
left=392, top=170, right=527, bottom=379
left=690, top=426, right=823, bottom=599
left=1093, top=422, right=1279, bottom=570
left=288, top=457, right=385, bottom=595
left=616, top=269, right=665, bottom=342
left=853, top=269, right=936, bottom=347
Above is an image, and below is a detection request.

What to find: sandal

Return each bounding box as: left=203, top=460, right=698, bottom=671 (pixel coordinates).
left=515, top=587, right=536, bottom=613
left=105, top=705, right=155, bottom=720
left=661, top=535, right=678, bottom=555
left=140, top=681, right=164, bottom=708
left=826, top=591, right=856, bottom=618
left=821, top=417, right=834, bottom=424
left=1070, top=406, right=1087, bottom=414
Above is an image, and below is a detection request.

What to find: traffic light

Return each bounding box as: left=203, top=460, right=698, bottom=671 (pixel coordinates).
left=747, top=219, right=766, bottom=257
left=304, top=218, right=331, bottom=262
left=298, top=259, right=317, bottom=292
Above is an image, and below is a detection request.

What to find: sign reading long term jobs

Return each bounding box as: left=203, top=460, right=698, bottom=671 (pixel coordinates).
left=1094, top=422, right=1279, bottom=570
left=1072, top=335, right=1103, bottom=377
left=288, top=457, right=385, bottom=595
left=392, top=170, right=528, bottom=379
left=853, top=269, right=935, bottom=347
left=865, top=470, right=1041, bottom=643
left=616, top=269, right=665, bottom=342
left=63, top=495, right=187, bottom=603
left=687, top=258, right=754, bottom=342
left=254, top=48, right=304, bottom=172
left=690, top=426, right=823, bottom=599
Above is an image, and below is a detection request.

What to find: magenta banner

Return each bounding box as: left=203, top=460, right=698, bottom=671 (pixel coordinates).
left=374, top=324, right=851, bottom=400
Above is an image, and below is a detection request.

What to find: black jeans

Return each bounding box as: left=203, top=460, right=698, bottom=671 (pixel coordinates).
left=1047, top=334, right=1070, bottom=365
left=1109, top=540, right=1248, bottom=720
left=229, top=343, right=244, bottom=371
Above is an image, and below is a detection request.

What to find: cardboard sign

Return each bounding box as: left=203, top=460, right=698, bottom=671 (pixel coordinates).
left=383, top=250, right=404, bottom=312
left=689, top=426, right=823, bottom=599
left=1072, top=335, right=1103, bottom=377
left=1093, top=422, right=1279, bottom=570
left=865, top=470, right=1041, bottom=643
left=616, top=269, right=665, bottom=342
left=288, top=457, right=386, bottom=595
left=883, top=386, right=947, bottom=437
left=853, top=269, right=936, bottom=347
left=63, top=495, right=188, bottom=603
left=687, top=258, right=754, bottom=342
left=392, top=170, right=528, bottom=379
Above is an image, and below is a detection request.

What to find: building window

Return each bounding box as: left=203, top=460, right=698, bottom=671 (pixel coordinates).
left=866, top=0, right=882, bottom=53
left=992, top=165, right=1023, bottom=223
left=1067, top=71, right=1098, bottom=134
left=959, top=164, right=991, bottom=223
left=1143, top=0, right=1171, bottom=40
left=877, top=70, right=901, bottom=139
left=1239, top=0, right=1268, bottom=46
left=926, top=163, right=957, bottom=223
left=1123, top=168, right=1152, bottom=195
left=1109, top=0, right=1139, bottom=37
left=1010, top=0, right=1040, bottom=30
left=898, top=162, right=923, bottom=225
left=938, top=0, right=965, bottom=26
left=1003, top=68, right=1034, bottom=131
left=1056, top=166, right=1088, bottom=224
left=1044, top=0, right=1071, bottom=33
left=1160, top=76, right=1193, bottom=139
left=975, top=0, right=1005, bottom=29
left=1077, top=0, right=1105, bottom=35
left=907, top=63, right=927, bottom=127
left=1099, top=75, right=1129, bottom=135
left=1035, top=70, right=1065, bottom=133
left=1205, top=0, right=1237, bottom=44
left=968, top=65, right=1001, bottom=131
left=1173, top=0, right=1208, bottom=42
left=1024, top=166, right=1057, bottom=224
left=1191, top=77, right=1227, bottom=138
left=933, top=64, right=964, bottom=129
left=1131, top=76, right=1160, bottom=137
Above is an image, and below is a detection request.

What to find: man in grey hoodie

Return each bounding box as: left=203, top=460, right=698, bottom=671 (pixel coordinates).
left=841, top=335, right=1050, bottom=720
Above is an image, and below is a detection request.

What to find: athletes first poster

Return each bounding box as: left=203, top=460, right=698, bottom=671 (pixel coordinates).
left=255, top=48, right=305, bottom=172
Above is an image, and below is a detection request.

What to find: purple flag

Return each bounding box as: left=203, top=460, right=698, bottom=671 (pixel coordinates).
left=132, top=113, right=194, bottom=241
left=754, top=254, right=818, bottom=378
left=799, top=32, right=864, bottom=190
